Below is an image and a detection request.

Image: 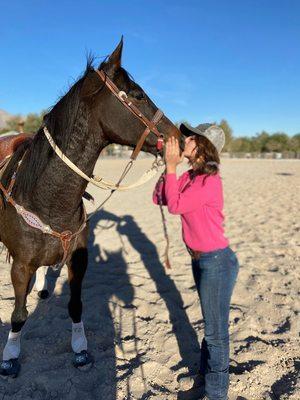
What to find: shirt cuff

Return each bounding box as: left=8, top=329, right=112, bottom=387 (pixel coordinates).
left=165, top=173, right=177, bottom=183
left=165, top=172, right=177, bottom=178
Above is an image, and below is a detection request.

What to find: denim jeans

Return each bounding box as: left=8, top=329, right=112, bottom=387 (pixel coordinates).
left=191, top=246, right=239, bottom=400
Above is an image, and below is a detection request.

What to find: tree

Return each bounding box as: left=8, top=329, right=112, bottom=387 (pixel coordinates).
left=5, top=115, right=23, bottom=132
left=1, top=110, right=47, bottom=135
left=288, top=133, right=300, bottom=151
left=265, top=133, right=290, bottom=152
left=24, top=111, right=46, bottom=133
left=252, top=131, right=270, bottom=152
left=231, top=137, right=253, bottom=153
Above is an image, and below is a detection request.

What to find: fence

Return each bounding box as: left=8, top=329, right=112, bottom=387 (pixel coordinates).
left=222, top=152, right=300, bottom=160
left=102, top=146, right=300, bottom=160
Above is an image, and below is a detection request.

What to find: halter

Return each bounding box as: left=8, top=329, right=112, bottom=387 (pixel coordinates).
left=94, top=69, right=165, bottom=160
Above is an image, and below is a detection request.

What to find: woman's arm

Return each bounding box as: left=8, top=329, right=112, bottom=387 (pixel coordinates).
left=153, top=136, right=184, bottom=206
left=164, top=173, right=214, bottom=214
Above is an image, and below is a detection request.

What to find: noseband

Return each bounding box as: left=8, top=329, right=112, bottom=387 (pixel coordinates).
left=94, top=69, right=164, bottom=160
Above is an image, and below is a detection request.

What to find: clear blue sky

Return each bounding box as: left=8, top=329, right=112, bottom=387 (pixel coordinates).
left=1, top=0, right=299, bottom=137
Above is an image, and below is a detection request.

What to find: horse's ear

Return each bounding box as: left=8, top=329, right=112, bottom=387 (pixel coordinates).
left=100, top=36, right=123, bottom=76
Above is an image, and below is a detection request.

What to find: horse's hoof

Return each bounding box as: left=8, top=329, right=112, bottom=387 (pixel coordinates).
left=73, top=350, right=93, bottom=371
left=0, top=359, right=20, bottom=379
left=38, top=290, right=49, bottom=299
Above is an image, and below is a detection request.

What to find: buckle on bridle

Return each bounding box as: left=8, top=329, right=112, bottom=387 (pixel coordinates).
left=118, top=91, right=128, bottom=101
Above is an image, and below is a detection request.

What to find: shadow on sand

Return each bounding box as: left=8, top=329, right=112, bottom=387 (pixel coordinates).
left=0, top=208, right=203, bottom=399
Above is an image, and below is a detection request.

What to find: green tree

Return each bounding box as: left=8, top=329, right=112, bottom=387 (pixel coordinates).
left=0, top=128, right=9, bottom=135
left=231, top=137, right=253, bottom=153
left=24, top=111, right=45, bottom=133
left=3, top=110, right=47, bottom=134
left=252, top=131, right=270, bottom=152
left=265, top=133, right=290, bottom=152
left=288, top=133, right=300, bottom=151
left=6, top=115, right=23, bottom=132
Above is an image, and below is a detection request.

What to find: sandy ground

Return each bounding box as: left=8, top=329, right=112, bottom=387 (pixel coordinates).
left=0, top=158, right=299, bottom=400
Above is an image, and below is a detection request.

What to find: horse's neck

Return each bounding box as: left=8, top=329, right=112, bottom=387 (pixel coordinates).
left=26, top=123, right=106, bottom=225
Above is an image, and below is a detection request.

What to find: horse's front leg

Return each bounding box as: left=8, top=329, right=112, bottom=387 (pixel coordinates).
left=0, top=260, right=34, bottom=378
left=67, top=246, right=93, bottom=370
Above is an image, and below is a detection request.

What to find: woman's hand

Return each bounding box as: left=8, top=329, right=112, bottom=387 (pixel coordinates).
left=165, top=137, right=184, bottom=173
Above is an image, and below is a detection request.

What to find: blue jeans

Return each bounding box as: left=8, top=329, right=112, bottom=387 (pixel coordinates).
left=191, top=246, right=239, bottom=400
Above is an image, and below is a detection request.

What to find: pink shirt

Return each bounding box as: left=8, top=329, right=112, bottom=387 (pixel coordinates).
left=152, top=170, right=229, bottom=252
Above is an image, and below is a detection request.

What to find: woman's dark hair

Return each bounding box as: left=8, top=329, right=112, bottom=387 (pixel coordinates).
left=187, top=134, right=220, bottom=184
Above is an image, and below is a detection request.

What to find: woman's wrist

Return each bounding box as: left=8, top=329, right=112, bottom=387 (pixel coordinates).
left=166, top=164, right=177, bottom=174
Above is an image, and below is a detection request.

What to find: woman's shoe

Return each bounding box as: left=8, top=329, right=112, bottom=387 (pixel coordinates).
left=178, top=372, right=205, bottom=390
left=200, top=396, right=230, bottom=400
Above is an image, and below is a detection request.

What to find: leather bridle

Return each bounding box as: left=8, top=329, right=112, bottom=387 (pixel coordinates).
left=94, top=69, right=164, bottom=160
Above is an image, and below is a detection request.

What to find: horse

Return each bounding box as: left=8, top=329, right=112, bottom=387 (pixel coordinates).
left=0, top=38, right=183, bottom=377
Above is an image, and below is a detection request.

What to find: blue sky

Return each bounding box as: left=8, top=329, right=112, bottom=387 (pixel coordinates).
left=1, top=0, right=299, bottom=137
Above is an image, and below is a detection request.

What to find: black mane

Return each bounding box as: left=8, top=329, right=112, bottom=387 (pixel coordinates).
left=45, top=64, right=94, bottom=151
left=4, top=60, right=95, bottom=198
left=3, top=57, right=137, bottom=199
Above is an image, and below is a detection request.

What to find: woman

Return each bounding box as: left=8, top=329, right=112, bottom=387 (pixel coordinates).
left=152, top=123, right=240, bottom=400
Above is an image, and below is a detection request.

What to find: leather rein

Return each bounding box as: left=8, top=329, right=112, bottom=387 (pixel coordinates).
left=0, top=69, right=168, bottom=267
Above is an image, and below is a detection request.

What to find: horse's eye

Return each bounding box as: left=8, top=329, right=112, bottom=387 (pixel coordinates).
left=131, top=89, right=145, bottom=101
left=135, top=92, right=145, bottom=101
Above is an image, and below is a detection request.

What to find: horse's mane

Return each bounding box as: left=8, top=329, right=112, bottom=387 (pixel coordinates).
left=3, top=56, right=135, bottom=198
left=4, top=58, right=95, bottom=197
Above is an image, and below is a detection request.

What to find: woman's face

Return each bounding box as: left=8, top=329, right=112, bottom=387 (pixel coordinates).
left=183, top=135, right=199, bottom=160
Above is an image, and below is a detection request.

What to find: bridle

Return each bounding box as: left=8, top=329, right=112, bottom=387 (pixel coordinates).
left=94, top=69, right=165, bottom=160
left=41, top=68, right=169, bottom=192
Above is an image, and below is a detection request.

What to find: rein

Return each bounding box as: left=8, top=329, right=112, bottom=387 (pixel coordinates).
left=43, top=126, right=163, bottom=191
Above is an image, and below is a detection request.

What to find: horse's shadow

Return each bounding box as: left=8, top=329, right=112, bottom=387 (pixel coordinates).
left=0, top=208, right=202, bottom=399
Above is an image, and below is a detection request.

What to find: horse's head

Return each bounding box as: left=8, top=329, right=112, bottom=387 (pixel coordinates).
left=81, top=38, right=184, bottom=158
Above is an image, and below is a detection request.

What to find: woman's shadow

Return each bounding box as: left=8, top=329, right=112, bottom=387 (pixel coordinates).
left=94, top=209, right=202, bottom=372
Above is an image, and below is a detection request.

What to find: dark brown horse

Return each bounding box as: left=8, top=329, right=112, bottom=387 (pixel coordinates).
left=0, top=38, right=183, bottom=377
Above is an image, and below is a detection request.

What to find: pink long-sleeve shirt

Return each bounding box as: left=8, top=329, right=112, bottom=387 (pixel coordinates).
left=152, top=170, right=229, bottom=252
